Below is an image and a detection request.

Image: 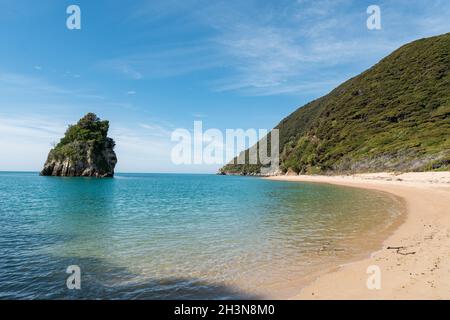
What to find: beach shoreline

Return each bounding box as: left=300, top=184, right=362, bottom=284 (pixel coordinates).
left=266, top=172, right=450, bottom=300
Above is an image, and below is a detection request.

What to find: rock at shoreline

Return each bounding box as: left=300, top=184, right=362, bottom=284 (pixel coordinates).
left=285, top=168, right=298, bottom=176
left=40, top=113, right=117, bottom=178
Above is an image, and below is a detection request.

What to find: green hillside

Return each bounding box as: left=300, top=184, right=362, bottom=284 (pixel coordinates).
left=51, top=113, right=112, bottom=162
left=220, top=33, right=450, bottom=175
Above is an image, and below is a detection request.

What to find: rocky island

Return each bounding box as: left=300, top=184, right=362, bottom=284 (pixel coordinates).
left=40, top=113, right=117, bottom=177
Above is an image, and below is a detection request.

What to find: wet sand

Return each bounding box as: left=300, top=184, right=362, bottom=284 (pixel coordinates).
left=267, top=172, right=450, bottom=299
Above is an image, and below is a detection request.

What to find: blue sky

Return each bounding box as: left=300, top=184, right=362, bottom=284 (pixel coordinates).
left=0, top=0, right=449, bottom=173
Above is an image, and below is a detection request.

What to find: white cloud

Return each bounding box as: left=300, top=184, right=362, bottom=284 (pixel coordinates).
left=96, top=60, right=144, bottom=80
left=0, top=71, right=108, bottom=103
left=0, top=116, right=67, bottom=171
left=0, top=114, right=181, bottom=173
left=138, top=122, right=174, bottom=138
left=98, top=41, right=220, bottom=80
left=111, top=124, right=177, bottom=172
left=125, top=0, right=450, bottom=97
left=0, top=72, right=70, bottom=95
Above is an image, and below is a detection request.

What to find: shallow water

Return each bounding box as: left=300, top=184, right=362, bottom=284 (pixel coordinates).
left=0, top=172, right=403, bottom=299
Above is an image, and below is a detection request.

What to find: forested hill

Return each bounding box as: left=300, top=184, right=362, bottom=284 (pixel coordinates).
left=220, top=32, right=450, bottom=175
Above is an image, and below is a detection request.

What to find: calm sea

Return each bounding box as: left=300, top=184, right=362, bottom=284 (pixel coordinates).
left=0, top=172, right=403, bottom=299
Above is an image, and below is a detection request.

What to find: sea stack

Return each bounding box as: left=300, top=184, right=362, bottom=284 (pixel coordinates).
left=40, top=113, right=117, bottom=178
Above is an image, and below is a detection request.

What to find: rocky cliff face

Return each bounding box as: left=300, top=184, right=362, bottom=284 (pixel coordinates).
left=40, top=113, right=117, bottom=178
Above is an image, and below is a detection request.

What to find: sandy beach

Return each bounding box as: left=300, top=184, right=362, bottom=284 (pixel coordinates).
left=267, top=172, right=450, bottom=300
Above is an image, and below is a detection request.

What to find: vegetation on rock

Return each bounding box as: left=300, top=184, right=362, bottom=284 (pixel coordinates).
left=41, top=113, right=117, bottom=177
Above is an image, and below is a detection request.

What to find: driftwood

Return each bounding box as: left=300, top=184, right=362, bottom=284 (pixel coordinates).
left=387, top=246, right=416, bottom=255
left=397, top=251, right=416, bottom=255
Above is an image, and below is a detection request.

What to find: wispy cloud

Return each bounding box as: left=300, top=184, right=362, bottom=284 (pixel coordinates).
left=100, top=60, right=143, bottom=80
left=111, top=122, right=177, bottom=172
left=138, top=122, right=174, bottom=138
left=0, top=71, right=108, bottom=102
left=0, top=71, right=71, bottom=95
left=98, top=41, right=220, bottom=80
left=201, top=0, right=393, bottom=95
left=0, top=116, right=66, bottom=141
left=121, top=0, right=450, bottom=96
left=0, top=114, right=178, bottom=172
left=0, top=116, right=68, bottom=171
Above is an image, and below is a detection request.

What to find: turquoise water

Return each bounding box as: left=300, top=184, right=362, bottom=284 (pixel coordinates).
left=0, top=172, right=403, bottom=299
